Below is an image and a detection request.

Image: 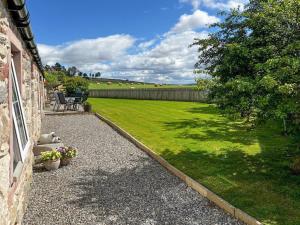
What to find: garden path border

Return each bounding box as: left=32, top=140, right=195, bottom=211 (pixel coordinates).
left=94, top=112, right=262, bottom=225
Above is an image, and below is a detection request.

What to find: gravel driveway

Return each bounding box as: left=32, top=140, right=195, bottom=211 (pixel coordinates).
left=23, top=114, right=243, bottom=225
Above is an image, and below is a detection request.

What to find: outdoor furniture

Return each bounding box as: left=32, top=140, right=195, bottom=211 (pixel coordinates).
left=53, top=92, right=74, bottom=112
left=73, top=92, right=83, bottom=110
left=67, top=91, right=87, bottom=111
left=72, top=97, right=82, bottom=111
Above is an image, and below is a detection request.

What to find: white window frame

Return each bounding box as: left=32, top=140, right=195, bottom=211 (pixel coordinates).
left=11, top=58, right=30, bottom=162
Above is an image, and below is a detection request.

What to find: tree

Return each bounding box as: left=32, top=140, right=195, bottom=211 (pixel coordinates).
left=44, top=72, right=60, bottom=89
left=95, top=72, right=101, bottom=78
left=53, top=62, right=63, bottom=71
left=44, top=64, right=52, bottom=71
left=64, top=76, right=89, bottom=96
left=192, top=0, right=300, bottom=134
left=67, top=66, right=78, bottom=76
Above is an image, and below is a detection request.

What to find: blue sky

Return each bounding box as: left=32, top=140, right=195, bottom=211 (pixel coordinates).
left=27, top=0, right=246, bottom=84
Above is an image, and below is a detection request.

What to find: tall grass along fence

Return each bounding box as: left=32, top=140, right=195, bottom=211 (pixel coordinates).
left=89, top=88, right=208, bottom=102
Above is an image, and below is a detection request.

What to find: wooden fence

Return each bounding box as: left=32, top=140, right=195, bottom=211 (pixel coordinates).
left=89, top=88, right=208, bottom=102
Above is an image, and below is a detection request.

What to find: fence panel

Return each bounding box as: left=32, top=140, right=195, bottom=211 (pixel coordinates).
left=89, top=88, right=208, bottom=102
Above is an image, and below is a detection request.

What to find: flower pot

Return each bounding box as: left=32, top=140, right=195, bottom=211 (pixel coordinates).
left=60, top=157, right=72, bottom=166
left=84, top=104, right=92, bottom=112
left=44, top=159, right=60, bottom=171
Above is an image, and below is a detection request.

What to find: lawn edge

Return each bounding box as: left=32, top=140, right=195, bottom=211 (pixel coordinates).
left=94, top=112, right=262, bottom=225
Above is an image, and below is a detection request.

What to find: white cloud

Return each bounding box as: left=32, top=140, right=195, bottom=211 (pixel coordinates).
left=180, top=0, right=247, bottom=11
left=180, top=0, right=200, bottom=10
left=107, top=30, right=209, bottom=83
left=38, top=11, right=216, bottom=84
left=38, top=31, right=208, bottom=84
left=138, top=39, right=157, bottom=50
left=170, top=10, right=219, bottom=33
left=38, top=34, right=135, bottom=66
left=203, top=0, right=246, bottom=10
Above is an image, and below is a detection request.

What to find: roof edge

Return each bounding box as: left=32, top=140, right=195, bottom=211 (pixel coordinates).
left=7, top=0, right=44, bottom=75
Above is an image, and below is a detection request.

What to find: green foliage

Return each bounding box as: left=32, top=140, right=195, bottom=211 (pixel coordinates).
left=44, top=71, right=67, bottom=90
left=44, top=68, right=89, bottom=98
left=65, top=147, right=77, bottom=158
left=192, top=0, right=300, bottom=134
left=57, top=146, right=77, bottom=159
left=63, top=76, right=89, bottom=96
left=41, top=150, right=61, bottom=161
left=44, top=72, right=60, bottom=89
left=195, top=78, right=215, bottom=91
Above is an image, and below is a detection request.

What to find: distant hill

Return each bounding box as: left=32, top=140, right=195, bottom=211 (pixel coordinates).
left=89, top=77, right=155, bottom=85
left=89, top=77, right=196, bottom=86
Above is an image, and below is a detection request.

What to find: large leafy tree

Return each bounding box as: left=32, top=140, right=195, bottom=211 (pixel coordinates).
left=193, top=0, right=300, bottom=134
left=67, top=66, right=79, bottom=76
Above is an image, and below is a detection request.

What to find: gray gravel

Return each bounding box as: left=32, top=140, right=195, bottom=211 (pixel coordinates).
left=23, top=115, right=243, bottom=225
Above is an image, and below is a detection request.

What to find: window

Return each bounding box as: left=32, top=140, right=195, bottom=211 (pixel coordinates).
left=11, top=58, right=30, bottom=162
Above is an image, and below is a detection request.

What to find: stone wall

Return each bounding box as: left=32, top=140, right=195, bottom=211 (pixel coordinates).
left=0, top=1, right=44, bottom=224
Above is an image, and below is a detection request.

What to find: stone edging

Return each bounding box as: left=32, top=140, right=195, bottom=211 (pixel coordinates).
left=94, top=113, right=262, bottom=225
left=45, top=112, right=92, bottom=116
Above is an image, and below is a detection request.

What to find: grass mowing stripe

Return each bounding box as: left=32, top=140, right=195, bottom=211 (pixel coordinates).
left=89, top=98, right=300, bottom=225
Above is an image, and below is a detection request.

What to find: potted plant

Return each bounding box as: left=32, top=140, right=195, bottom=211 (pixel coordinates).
left=41, top=149, right=62, bottom=171
left=83, top=102, right=92, bottom=112
left=57, top=146, right=78, bottom=166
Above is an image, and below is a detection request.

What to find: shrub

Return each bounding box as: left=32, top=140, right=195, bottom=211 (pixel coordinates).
left=44, top=72, right=60, bottom=89
left=63, top=76, right=89, bottom=96
left=57, top=146, right=77, bottom=159
left=41, top=150, right=61, bottom=161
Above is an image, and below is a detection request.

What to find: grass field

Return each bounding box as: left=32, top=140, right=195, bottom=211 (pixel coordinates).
left=88, top=98, right=300, bottom=225
left=89, top=82, right=196, bottom=90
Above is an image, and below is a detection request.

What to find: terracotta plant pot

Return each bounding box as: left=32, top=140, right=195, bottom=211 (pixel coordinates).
left=60, top=157, right=72, bottom=166
left=84, top=104, right=92, bottom=112
left=44, top=159, right=60, bottom=171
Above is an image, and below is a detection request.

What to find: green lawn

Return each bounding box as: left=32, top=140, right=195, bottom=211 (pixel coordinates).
left=89, top=82, right=195, bottom=90
left=88, top=98, right=300, bottom=225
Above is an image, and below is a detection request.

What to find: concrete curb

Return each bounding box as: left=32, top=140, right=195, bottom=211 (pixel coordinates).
left=94, top=112, right=262, bottom=225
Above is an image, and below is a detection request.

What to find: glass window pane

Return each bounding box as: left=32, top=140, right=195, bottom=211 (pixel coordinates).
left=11, top=59, right=29, bottom=160
left=13, top=123, right=22, bottom=170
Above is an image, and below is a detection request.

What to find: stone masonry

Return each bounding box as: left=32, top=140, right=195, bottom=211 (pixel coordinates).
left=0, top=1, right=44, bottom=224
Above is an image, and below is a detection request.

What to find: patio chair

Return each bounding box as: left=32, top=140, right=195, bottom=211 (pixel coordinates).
left=53, top=92, right=74, bottom=112
left=72, top=92, right=84, bottom=111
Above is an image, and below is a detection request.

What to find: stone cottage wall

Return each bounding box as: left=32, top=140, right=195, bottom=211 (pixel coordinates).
left=0, top=1, right=44, bottom=224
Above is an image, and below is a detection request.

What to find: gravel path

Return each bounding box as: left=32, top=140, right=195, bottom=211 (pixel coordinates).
left=23, top=115, right=243, bottom=225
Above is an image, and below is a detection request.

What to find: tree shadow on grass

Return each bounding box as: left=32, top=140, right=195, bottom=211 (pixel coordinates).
left=160, top=141, right=300, bottom=225
left=67, top=156, right=243, bottom=225
left=164, top=117, right=256, bottom=146
left=187, top=104, right=219, bottom=115
left=162, top=104, right=300, bottom=225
